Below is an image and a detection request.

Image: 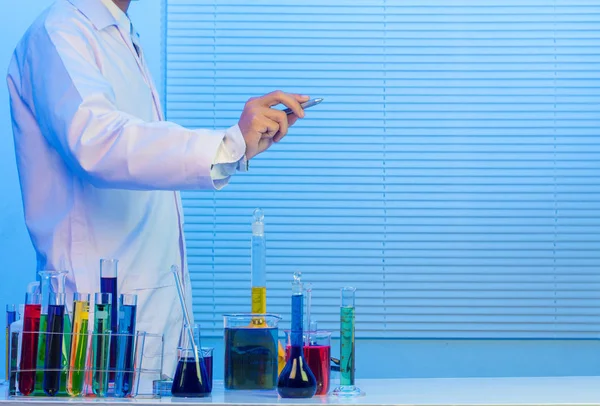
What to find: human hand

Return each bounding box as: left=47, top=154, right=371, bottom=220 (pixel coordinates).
left=238, top=91, right=310, bottom=159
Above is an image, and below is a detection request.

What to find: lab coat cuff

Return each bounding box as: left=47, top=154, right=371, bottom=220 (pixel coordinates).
left=225, top=124, right=246, bottom=163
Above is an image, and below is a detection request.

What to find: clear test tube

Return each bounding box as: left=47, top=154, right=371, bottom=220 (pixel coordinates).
left=5, top=305, right=17, bottom=384
left=332, top=287, right=363, bottom=397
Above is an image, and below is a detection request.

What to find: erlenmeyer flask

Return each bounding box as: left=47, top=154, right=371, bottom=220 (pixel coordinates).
left=35, top=270, right=70, bottom=395
left=172, top=324, right=211, bottom=397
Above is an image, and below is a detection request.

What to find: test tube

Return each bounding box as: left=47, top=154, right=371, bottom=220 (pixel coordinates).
left=19, top=293, right=41, bottom=396
left=332, top=287, right=363, bottom=397
left=100, top=259, right=118, bottom=381
left=8, top=305, right=22, bottom=396
left=115, top=293, right=137, bottom=397
left=43, top=292, right=66, bottom=396
left=92, top=293, right=112, bottom=397
left=5, top=305, right=16, bottom=384
left=67, top=293, right=90, bottom=396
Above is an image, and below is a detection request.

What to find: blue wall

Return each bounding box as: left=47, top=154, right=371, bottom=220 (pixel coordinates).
left=1, top=1, right=599, bottom=381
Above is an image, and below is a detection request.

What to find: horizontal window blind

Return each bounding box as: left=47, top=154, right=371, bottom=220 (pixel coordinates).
left=165, top=0, right=600, bottom=338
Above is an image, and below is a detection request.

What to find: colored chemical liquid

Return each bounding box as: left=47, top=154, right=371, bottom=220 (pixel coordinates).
left=286, top=345, right=330, bottom=396
left=340, top=306, right=355, bottom=386
left=171, top=357, right=211, bottom=397
left=251, top=287, right=267, bottom=326
left=67, top=300, right=89, bottom=396
left=19, top=304, right=40, bottom=396
left=59, top=314, right=72, bottom=396
left=224, top=327, right=278, bottom=390
left=92, top=303, right=111, bottom=397
left=278, top=293, right=316, bottom=398
left=101, top=277, right=118, bottom=381
left=34, top=313, right=47, bottom=394
left=43, top=304, right=65, bottom=396
left=203, top=355, right=213, bottom=383
left=115, top=304, right=136, bottom=397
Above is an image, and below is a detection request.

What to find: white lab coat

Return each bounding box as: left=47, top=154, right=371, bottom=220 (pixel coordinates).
left=7, top=0, right=246, bottom=386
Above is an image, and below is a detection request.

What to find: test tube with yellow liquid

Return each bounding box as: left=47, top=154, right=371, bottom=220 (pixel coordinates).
left=67, top=293, right=90, bottom=396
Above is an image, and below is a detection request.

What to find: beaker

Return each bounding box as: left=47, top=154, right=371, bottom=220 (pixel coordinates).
left=284, top=330, right=331, bottom=396
left=172, top=324, right=211, bottom=397
left=223, top=313, right=281, bottom=390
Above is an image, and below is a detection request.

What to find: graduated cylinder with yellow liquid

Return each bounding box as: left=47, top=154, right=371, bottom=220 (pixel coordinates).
left=250, top=209, right=286, bottom=373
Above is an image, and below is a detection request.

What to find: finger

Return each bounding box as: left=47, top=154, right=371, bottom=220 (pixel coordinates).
left=291, top=94, right=311, bottom=103
left=287, top=114, right=299, bottom=127
left=256, top=116, right=280, bottom=139
left=274, top=114, right=299, bottom=143
left=258, top=137, right=274, bottom=152
left=260, top=90, right=306, bottom=118
left=263, top=108, right=289, bottom=141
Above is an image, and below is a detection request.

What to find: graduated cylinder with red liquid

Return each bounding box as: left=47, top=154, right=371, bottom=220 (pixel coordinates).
left=284, top=330, right=331, bottom=396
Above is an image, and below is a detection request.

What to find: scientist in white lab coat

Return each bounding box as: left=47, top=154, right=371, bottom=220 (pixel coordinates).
left=6, top=0, right=308, bottom=380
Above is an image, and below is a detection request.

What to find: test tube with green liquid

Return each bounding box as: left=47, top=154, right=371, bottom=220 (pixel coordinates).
left=332, top=287, right=363, bottom=397
left=67, top=293, right=90, bottom=396
left=92, top=293, right=111, bottom=397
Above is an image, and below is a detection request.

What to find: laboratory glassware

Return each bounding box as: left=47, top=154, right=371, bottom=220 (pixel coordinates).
left=277, top=272, right=316, bottom=398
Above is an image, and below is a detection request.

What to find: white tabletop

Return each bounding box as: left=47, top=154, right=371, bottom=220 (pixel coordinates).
left=2, top=377, right=600, bottom=406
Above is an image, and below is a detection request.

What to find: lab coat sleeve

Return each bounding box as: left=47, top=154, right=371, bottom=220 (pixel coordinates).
left=211, top=124, right=248, bottom=189
left=26, top=24, right=235, bottom=191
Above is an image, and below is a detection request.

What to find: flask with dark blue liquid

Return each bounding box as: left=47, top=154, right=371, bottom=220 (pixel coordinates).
left=171, top=324, right=211, bottom=397
left=277, top=272, right=317, bottom=398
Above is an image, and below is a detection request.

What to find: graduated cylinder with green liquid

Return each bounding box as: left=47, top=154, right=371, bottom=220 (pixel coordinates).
left=332, top=287, right=364, bottom=397
left=67, top=293, right=90, bottom=396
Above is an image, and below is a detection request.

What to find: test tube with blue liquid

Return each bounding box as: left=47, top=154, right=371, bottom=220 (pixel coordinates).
left=332, top=287, right=364, bottom=397
left=115, top=293, right=137, bottom=397
left=100, top=259, right=118, bottom=382
left=43, top=292, right=66, bottom=396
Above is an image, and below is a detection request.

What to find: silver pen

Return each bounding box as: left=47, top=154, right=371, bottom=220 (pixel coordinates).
left=283, top=98, right=324, bottom=115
